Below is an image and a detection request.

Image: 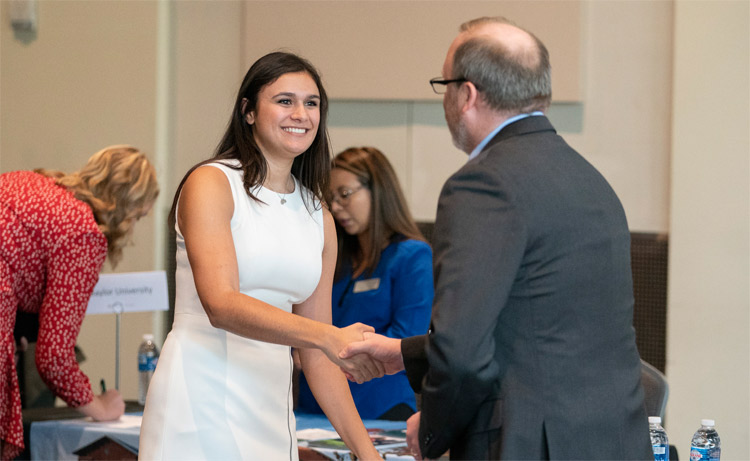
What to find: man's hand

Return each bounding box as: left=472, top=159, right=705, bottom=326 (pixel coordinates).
left=322, top=323, right=384, bottom=384
left=406, top=411, right=422, bottom=460
left=339, top=332, right=405, bottom=380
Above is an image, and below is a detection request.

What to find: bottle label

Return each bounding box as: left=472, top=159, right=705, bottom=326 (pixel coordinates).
left=690, top=446, right=720, bottom=461
left=138, top=355, right=158, bottom=372
left=652, top=444, right=668, bottom=461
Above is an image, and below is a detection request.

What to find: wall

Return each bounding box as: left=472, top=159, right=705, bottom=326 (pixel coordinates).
left=0, top=0, right=159, bottom=404
left=666, top=1, right=749, bottom=458
left=325, top=0, right=673, bottom=231
left=243, top=1, right=583, bottom=101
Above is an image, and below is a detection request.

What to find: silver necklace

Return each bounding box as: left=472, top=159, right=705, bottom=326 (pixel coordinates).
left=274, top=177, right=293, bottom=205
left=276, top=191, right=287, bottom=205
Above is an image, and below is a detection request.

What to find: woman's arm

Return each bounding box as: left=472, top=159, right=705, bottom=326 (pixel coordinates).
left=37, top=231, right=124, bottom=420
left=295, top=208, right=380, bottom=460
left=179, top=167, right=378, bottom=379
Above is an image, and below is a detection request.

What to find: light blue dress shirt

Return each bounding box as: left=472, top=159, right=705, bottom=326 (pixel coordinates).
left=468, top=111, right=544, bottom=161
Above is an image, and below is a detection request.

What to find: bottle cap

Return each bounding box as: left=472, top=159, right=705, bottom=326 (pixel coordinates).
left=648, top=416, right=662, bottom=424
left=701, top=419, right=715, bottom=427
left=143, top=333, right=154, bottom=341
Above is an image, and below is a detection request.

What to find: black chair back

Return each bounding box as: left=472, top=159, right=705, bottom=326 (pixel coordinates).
left=641, top=358, right=669, bottom=419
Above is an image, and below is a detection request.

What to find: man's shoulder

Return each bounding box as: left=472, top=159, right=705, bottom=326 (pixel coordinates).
left=502, top=113, right=555, bottom=135
left=483, top=115, right=557, bottom=154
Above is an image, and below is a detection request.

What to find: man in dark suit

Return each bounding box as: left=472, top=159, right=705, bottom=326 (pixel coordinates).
left=341, top=16, right=651, bottom=460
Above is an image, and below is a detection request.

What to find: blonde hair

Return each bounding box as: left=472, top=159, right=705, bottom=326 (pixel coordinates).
left=36, top=145, right=159, bottom=266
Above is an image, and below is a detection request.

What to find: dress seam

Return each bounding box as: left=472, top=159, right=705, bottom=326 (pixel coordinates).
left=286, top=349, right=294, bottom=460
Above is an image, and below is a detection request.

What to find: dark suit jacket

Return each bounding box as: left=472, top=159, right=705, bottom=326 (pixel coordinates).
left=404, top=116, right=651, bottom=460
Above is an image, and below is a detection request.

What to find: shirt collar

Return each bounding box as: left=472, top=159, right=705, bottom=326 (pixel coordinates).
left=468, top=111, right=544, bottom=161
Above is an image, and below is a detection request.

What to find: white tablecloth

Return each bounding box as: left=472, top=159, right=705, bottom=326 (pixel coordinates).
left=29, top=412, right=411, bottom=460
left=30, top=413, right=141, bottom=460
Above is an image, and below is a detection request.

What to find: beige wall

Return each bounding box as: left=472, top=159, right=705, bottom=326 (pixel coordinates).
left=243, top=1, right=583, bottom=101
left=1, top=1, right=748, bottom=457
left=666, top=1, right=749, bottom=457
left=324, top=1, right=674, bottom=232
left=0, top=0, right=159, bottom=404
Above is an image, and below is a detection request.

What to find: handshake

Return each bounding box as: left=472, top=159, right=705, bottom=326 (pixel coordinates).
left=324, top=324, right=427, bottom=460
left=331, top=325, right=406, bottom=384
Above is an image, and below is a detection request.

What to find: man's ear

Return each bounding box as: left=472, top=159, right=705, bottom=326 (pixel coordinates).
left=458, top=81, right=480, bottom=115
left=241, top=98, right=254, bottom=125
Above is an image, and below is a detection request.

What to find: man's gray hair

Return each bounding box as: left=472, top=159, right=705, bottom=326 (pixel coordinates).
left=454, top=17, right=552, bottom=113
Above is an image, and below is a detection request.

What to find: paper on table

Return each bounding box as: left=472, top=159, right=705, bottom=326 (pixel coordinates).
left=91, top=414, right=142, bottom=429
left=296, top=428, right=340, bottom=441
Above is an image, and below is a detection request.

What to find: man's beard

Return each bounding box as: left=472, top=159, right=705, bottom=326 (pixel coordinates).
left=448, top=116, right=472, bottom=154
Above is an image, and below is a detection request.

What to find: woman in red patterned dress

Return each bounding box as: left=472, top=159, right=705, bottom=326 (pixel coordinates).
left=0, top=145, right=159, bottom=460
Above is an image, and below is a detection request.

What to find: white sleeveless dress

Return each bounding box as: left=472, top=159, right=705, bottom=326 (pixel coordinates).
left=139, top=161, right=324, bottom=460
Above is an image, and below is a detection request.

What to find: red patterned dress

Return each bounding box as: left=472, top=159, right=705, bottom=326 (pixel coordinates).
left=0, top=171, right=107, bottom=459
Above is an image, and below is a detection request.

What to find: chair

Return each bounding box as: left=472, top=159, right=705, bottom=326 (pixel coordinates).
left=641, top=358, right=669, bottom=419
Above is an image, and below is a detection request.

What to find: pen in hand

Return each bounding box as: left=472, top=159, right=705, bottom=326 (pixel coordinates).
left=100, top=378, right=106, bottom=393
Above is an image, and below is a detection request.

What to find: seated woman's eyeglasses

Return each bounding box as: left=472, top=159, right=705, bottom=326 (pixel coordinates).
left=332, top=185, right=365, bottom=206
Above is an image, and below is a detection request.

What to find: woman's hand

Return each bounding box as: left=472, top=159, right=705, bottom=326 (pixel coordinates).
left=78, top=389, right=125, bottom=421
left=321, top=322, right=384, bottom=384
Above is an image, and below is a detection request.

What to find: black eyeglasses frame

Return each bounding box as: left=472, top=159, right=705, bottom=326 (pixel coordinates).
left=429, top=77, right=469, bottom=94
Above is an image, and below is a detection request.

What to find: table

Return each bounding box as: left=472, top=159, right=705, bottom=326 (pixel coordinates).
left=28, top=410, right=412, bottom=460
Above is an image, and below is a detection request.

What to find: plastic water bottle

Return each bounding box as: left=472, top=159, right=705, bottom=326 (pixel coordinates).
left=690, top=419, right=721, bottom=461
left=137, top=333, right=159, bottom=405
left=648, top=416, right=669, bottom=461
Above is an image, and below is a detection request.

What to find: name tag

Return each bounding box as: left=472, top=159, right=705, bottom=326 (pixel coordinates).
left=353, top=278, right=380, bottom=293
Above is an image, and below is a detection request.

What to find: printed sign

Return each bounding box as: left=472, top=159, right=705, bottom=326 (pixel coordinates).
left=86, top=271, right=169, bottom=315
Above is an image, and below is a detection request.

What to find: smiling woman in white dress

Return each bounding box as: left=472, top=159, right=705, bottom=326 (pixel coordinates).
left=139, top=52, right=382, bottom=461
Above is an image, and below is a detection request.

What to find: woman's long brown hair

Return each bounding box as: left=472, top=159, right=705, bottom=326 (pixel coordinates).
left=332, top=146, right=425, bottom=280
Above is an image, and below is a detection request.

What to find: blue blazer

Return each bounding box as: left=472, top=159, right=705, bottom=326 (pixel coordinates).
left=297, top=238, right=433, bottom=419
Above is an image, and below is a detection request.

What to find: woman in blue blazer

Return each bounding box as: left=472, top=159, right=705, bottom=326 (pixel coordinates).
left=296, top=146, right=433, bottom=420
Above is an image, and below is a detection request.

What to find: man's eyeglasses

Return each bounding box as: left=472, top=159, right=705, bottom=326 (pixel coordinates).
left=331, top=185, right=365, bottom=206
left=429, top=77, right=468, bottom=94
